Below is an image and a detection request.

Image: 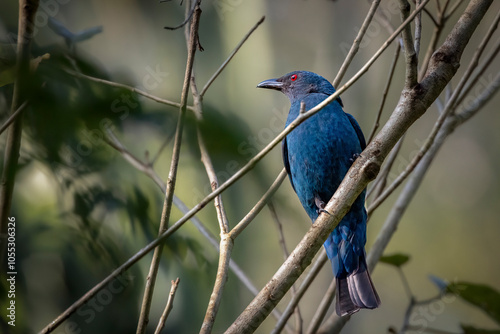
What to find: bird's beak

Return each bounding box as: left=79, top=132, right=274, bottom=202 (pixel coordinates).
left=257, top=78, right=283, bottom=91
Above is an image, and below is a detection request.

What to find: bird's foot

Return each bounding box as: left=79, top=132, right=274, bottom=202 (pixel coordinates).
left=318, top=208, right=332, bottom=216
left=349, top=153, right=361, bottom=164
left=315, top=197, right=332, bottom=216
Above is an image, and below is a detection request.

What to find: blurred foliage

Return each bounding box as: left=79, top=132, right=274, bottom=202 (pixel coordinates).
left=380, top=253, right=410, bottom=267
left=448, top=282, right=500, bottom=325
left=462, top=324, right=500, bottom=334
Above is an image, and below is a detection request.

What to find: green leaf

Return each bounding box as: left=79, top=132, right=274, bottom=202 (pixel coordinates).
left=380, top=253, right=410, bottom=267
left=461, top=324, right=500, bottom=334
left=448, top=282, right=500, bottom=324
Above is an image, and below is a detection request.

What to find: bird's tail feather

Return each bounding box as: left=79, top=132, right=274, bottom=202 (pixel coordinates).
left=335, top=257, right=380, bottom=316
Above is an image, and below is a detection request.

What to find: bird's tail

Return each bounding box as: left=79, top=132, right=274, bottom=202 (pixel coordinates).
left=335, top=256, right=380, bottom=317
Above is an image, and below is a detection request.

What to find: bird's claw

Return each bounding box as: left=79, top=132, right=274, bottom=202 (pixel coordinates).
left=349, top=153, right=361, bottom=164
left=318, top=208, right=332, bottom=216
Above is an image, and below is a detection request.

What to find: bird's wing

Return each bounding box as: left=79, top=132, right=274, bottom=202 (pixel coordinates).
left=282, top=137, right=296, bottom=192
left=345, top=113, right=366, bottom=150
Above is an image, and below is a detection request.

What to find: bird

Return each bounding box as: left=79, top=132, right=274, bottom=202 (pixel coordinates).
left=257, top=71, right=380, bottom=316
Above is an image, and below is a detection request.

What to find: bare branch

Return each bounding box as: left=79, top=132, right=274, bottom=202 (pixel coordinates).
left=154, top=278, right=180, bottom=334
left=414, top=0, right=423, bottom=56
left=163, top=0, right=199, bottom=30
left=200, top=16, right=265, bottom=97
left=64, top=69, right=190, bottom=110
left=0, top=0, right=39, bottom=267
left=333, top=0, right=382, bottom=88
left=306, top=279, right=336, bottom=334
left=269, top=202, right=303, bottom=333
left=399, top=0, right=419, bottom=88
left=136, top=5, right=202, bottom=333
left=272, top=250, right=329, bottom=334
left=230, top=169, right=287, bottom=239
left=366, top=134, right=405, bottom=203
left=0, top=101, right=29, bottom=136
left=456, top=70, right=500, bottom=124
left=446, top=0, right=466, bottom=18
left=367, top=45, right=401, bottom=144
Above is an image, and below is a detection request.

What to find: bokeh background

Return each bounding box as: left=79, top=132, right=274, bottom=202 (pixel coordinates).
left=1, top=0, right=499, bottom=333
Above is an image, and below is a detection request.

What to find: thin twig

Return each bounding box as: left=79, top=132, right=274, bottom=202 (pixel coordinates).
left=369, top=0, right=396, bottom=35
left=64, top=69, right=192, bottom=111
left=367, top=45, right=401, bottom=144
left=398, top=0, right=419, bottom=88
left=455, top=37, right=500, bottom=109
left=414, top=0, right=422, bottom=56
left=136, top=5, right=202, bottom=333
left=272, top=250, right=329, bottom=334
left=446, top=0, right=466, bottom=19
left=200, top=16, right=265, bottom=97
left=366, top=134, right=405, bottom=203
left=154, top=278, right=180, bottom=334
left=0, top=101, right=29, bottom=136
left=229, top=169, right=287, bottom=239
left=333, top=0, right=382, bottom=88
left=306, top=278, right=336, bottom=334
left=269, top=201, right=303, bottom=334
left=163, top=0, right=198, bottom=30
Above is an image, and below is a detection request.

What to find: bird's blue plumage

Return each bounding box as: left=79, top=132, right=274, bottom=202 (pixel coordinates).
left=258, top=71, right=380, bottom=316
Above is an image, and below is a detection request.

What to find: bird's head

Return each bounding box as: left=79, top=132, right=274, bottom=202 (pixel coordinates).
left=257, top=71, right=341, bottom=105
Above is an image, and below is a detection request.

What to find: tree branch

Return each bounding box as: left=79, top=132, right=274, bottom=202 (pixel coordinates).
left=136, top=4, right=202, bottom=333
left=64, top=69, right=191, bottom=111
left=399, top=0, right=419, bottom=88
left=0, top=0, right=39, bottom=268
left=153, top=278, right=180, bottom=334
left=332, top=0, right=382, bottom=88
left=367, top=44, right=401, bottom=144
left=200, top=16, right=265, bottom=97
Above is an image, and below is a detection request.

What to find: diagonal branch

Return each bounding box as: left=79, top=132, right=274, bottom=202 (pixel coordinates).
left=200, top=16, right=265, bottom=97
left=0, top=101, right=29, bottom=136
left=333, top=0, right=382, bottom=88
left=64, top=69, right=191, bottom=111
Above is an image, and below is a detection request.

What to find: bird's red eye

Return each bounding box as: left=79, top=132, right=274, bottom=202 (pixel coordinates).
left=290, top=74, right=297, bottom=81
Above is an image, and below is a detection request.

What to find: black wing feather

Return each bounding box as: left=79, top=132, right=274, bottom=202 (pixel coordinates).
left=345, top=113, right=366, bottom=150
left=282, top=138, right=296, bottom=192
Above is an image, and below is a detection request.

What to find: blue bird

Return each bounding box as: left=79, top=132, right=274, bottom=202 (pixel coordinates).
left=257, top=71, right=380, bottom=316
